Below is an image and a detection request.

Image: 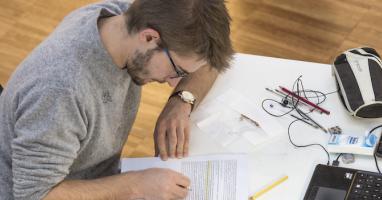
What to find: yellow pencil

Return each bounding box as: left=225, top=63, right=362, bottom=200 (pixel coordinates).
left=251, top=175, right=288, bottom=200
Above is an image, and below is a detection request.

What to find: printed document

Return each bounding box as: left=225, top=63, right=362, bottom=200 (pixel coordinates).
left=121, top=154, right=248, bottom=200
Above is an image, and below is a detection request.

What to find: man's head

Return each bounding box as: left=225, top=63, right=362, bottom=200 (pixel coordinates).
left=123, top=0, right=233, bottom=86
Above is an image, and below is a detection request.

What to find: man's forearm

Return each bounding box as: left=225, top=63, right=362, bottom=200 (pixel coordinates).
left=43, top=172, right=139, bottom=200
left=174, top=65, right=219, bottom=108
left=44, top=168, right=190, bottom=200
left=154, top=65, right=220, bottom=159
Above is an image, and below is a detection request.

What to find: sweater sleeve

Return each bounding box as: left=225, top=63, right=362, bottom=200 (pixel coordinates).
left=11, top=87, right=87, bottom=200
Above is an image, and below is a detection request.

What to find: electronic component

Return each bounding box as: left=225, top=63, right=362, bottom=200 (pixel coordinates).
left=327, top=133, right=379, bottom=156
left=341, top=153, right=355, bottom=164
left=328, top=126, right=342, bottom=135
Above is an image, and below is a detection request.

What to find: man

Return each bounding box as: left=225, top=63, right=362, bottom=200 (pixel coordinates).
left=0, top=0, right=233, bottom=199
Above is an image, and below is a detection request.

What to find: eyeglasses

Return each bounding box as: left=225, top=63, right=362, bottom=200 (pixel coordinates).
left=164, top=48, right=189, bottom=79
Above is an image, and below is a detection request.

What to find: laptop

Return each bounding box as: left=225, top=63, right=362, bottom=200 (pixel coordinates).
left=304, top=164, right=382, bottom=200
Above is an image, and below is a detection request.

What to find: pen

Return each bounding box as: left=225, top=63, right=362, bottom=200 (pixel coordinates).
left=290, top=114, right=319, bottom=129
left=251, top=175, right=288, bottom=200
left=177, top=184, right=192, bottom=191
left=297, top=108, right=328, bottom=133
left=279, top=86, right=330, bottom=115
left=240, top=114, right=260, bottom=127
left=265, top=87, right=285, bottom=99
left=265, top=88, right=308, bottom=108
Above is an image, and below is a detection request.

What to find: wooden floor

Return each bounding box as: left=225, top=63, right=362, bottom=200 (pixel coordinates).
left=1, top=0, right=381, bottom=158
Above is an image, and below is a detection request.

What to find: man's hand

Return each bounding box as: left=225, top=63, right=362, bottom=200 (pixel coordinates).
left=154, top=66, right=219, bottom=161
left=154, top=97, right=192, bottom=160
left=131, top=168, right=191, bottom=200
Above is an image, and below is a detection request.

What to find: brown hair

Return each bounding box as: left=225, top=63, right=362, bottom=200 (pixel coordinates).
left=124, top=0, right=234, bottom=72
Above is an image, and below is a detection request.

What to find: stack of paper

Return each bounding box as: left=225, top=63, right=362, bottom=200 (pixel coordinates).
left=121, top=154, right=248, bottom=200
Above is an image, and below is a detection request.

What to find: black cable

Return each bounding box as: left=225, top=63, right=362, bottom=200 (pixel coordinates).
left=335, top=153, right=343, bottom=161
left=262, top=76, right=336, bottom=118
left=374, top=154, right=381, bottom=174
left=323, top=90, right=339, bottom=96
left=261, top=99, right=295, bottom=117
left=332, top=153, right=343, bottom=167
left=263, top=75, right=382, bottom=170
left=262, top=76, right=336, bottom=166
left=288, top=119, right=331, bottom=165
left=368, top=125, right=382, bottom=136
left=292, top=77, right=327, bottom=115
left=369, top=124, right=382, bottom=174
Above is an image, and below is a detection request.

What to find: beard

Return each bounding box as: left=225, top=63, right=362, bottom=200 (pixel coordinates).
left=125, top=47, right=158, bottom=86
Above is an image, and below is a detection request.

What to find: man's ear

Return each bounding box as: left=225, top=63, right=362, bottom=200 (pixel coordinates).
left=138, top=28, right=160, bottom=45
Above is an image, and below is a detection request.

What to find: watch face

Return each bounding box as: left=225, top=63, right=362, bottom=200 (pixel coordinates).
left=180, top=91, right=195, bottom=102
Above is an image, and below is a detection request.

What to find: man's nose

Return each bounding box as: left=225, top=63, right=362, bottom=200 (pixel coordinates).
left=166, top=77, right=182, bottom=87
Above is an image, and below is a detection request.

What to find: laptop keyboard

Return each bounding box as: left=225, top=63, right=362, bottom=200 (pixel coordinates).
left=347, top=171, right=382, bottom=200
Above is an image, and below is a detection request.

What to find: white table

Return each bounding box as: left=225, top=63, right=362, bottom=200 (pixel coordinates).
left=189, top=53, right=382, bottom=200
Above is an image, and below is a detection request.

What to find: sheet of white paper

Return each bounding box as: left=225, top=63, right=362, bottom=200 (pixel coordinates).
left=121, top=154, right=249, bottom=200
left=196, top=89, right=284, bottom=152
left=216, top=89, right=284, bottom=137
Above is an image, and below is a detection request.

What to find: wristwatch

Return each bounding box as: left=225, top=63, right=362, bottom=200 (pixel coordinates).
left=169, top=90, right=196, bottom=111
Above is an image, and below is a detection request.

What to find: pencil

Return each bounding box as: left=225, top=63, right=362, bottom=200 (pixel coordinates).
left=251, top=175, right=288, bottom=200
left=274, top=89, right=309, bottom=108
left=279, top=86, right=330, bottom=115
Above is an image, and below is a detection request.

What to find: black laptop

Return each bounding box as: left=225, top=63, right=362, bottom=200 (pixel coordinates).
left=304, top=164, right=382, bottom=200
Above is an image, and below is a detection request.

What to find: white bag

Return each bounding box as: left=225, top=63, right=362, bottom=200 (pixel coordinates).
left=333, top=47, right=382, bottom=118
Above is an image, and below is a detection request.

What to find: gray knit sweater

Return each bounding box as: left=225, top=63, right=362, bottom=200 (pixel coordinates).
left=0, top=1, right=140, bottom=200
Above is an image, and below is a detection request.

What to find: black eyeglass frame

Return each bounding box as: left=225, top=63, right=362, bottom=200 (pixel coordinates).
left=163, top=48, right=189, bottom=79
